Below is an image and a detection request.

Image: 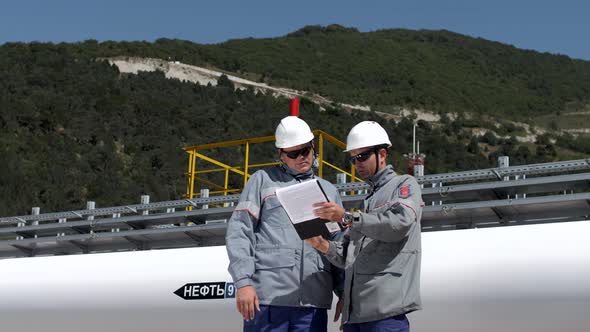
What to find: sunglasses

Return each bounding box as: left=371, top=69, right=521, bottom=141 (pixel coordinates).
left=282, top=145, right=313, bottom=159
left=348, top=150, right=374, bottom=164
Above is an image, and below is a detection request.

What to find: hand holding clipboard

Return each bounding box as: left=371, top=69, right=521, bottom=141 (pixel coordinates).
left=275, top=179, right=340, bottom=239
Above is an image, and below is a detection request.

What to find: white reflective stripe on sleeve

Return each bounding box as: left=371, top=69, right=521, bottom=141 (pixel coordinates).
left=261, top=187, right=278, bottom=200
left=235, top=201, right=260, bottom=220
left=374, top=200, right=396, bottom=210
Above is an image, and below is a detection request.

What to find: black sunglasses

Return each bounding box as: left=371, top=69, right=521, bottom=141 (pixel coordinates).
left=348, top=150, right=375, bottom=164
left=282, top=145, right=313, bottom=159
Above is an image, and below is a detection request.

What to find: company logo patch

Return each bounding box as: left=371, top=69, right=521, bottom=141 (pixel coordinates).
left=399, top=185, right=412, bottom=198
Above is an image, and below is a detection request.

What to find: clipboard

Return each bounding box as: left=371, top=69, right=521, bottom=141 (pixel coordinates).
left=275, top=179, right=341, bottom=240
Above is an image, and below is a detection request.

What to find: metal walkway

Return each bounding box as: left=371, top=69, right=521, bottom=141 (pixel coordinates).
left=1, top=159, right=589, bottom=259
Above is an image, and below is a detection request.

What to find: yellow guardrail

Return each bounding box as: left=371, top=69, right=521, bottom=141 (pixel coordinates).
left=184, top=130, right=359, bottom=199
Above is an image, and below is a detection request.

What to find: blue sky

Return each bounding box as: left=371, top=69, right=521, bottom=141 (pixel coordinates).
left=1, top=0, right=589, bottom=60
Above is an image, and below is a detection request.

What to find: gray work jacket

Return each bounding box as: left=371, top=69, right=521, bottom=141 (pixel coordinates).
left=325, top=165, right=423, bottom=324
left=226, top=165, right=343, bottom=308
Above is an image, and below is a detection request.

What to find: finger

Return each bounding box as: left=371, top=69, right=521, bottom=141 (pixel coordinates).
left=316, top=208, right=331, bottom=216
left=305, top=238, right=317, bottom=245
left=247, top=300, right=255, bottom=321
left=254, top=295, right=260, bottom=312
left=239, top=302, right=247, bottom=320
left=335, top=299, right=343, bottom=321
left=314, top=211, right=328, bottom=218
left=313, top=206, right=326, bottom=213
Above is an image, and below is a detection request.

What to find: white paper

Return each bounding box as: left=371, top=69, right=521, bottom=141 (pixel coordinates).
left=275, top=179, right=328, bottom=224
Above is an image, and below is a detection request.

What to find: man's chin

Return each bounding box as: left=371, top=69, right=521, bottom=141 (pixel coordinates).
left=295, top=165, right=311, bottom=173
left=357, top=170, right=369, bottom=180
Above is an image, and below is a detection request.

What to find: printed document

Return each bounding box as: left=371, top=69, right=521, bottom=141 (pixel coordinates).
left=275, top=179, right=340, bottom=239
left=275, top=179, right=328, bottom=224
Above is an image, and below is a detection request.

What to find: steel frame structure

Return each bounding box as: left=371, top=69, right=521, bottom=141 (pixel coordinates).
left=1, top=159, right=589, bottom=259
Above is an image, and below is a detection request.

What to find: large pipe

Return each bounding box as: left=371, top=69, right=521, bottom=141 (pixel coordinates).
left=1, top=221, right=589, bottom=332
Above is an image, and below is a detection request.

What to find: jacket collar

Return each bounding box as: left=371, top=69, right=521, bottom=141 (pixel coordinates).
left=280, top=164, right=315, bottom=181
left=366, top=164, right=395, bottom=191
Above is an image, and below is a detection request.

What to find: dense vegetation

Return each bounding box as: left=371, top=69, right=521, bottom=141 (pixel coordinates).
left=1, top=26, right=590, bottom=216
left=199, top=26, right=590, bottom=119
left=33, top=24, right=590, bottom=120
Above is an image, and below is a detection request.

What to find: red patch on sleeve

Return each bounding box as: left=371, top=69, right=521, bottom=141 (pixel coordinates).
left=399, top=185, right=412, bottom=198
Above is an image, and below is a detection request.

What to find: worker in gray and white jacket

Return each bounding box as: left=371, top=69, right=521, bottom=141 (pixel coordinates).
left=307, top=121, right=423, bottom=332
left=226, top=116, right=344, bottom=332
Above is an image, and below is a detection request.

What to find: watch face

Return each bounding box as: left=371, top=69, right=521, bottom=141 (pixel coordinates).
left=343, top=213, right=353, bottom=225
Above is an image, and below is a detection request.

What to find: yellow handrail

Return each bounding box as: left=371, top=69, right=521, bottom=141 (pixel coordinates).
left=184, top=130, right=358, bottom=199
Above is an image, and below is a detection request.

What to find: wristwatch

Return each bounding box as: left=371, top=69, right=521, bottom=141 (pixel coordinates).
left=342, top=212, right=354, bottom=226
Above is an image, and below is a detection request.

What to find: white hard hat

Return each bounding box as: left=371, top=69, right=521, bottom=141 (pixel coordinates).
left=275, top=116, right=315, bottom=149
left=344, top=121, right=392, bottom=152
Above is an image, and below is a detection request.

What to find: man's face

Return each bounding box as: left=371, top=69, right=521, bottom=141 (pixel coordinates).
left=348, top=148, right=377, bottom=180
left=279, top=142, right=314, bottom=174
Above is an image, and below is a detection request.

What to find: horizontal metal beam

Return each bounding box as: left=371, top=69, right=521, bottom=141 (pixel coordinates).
left=2, top=193, right=588, bottom=259
left=1, top=159, right=589, bottom=259
left=0, top=207, right=234, bottom=237
left=421, top=172, right=590, bottom=202
left=0, top=195, right=241, bottom=225
left=3, top=159, right=589, bottom=225
left=418, top=159, right=590, bottom=185
left=2, top=174, right=589, bottom=239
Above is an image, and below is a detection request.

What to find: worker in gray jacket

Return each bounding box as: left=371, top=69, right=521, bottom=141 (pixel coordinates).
left=307, top=121, right=423, bottom=332
left=226, top=116, right=344, bottom=332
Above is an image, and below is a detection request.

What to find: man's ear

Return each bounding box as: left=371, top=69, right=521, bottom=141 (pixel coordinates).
left=379, top=148, right=388, bottom=166
left=277, top=149, right=283, bottom=162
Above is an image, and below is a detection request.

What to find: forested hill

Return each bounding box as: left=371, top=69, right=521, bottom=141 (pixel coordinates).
left=195, top=25, right=590, bottom=119
left=1, top=26, right=590, bottom=216
left=24, top=24, right=590, bottom=120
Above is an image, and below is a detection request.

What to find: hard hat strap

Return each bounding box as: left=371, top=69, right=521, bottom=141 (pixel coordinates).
left=374, top=149, right=380, bottom=176
left=372, top=144, right=389, bottom=176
